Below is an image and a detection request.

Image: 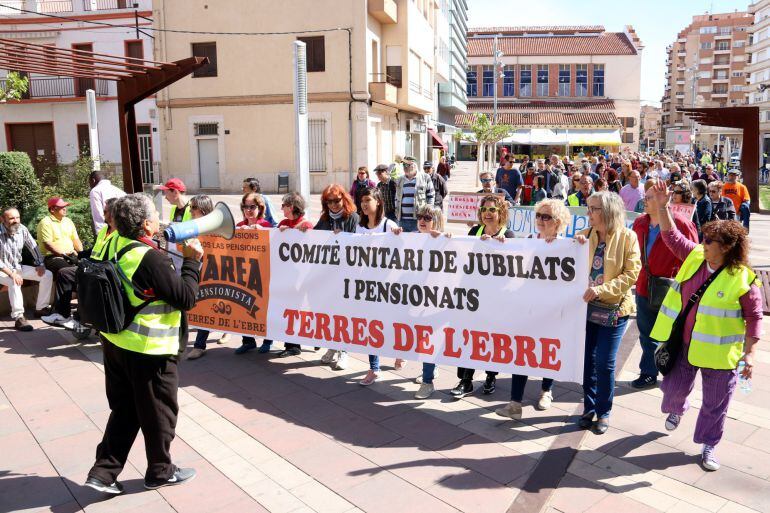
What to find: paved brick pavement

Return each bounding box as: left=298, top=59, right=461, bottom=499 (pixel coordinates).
left=1, top=162, right=769, bottom=513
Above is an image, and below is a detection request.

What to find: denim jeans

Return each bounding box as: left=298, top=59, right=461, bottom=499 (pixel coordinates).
left=739, top=201, right=750, bottom=229
left=510, top=375, right=554, bottom=402
left=583, top=316, right=629, bottom=419
left=635, top=294, right=659, bottom=378
left=399, top=218, right=418, bottom=233
left=194, top=329, right=210, bottom=349
left=369, top=355, right=380, bottom=372
left=422, top=363, right=436, bottom=384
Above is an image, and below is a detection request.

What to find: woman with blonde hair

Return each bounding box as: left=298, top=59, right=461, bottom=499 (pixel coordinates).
left=497, top=199, right=570, bottom=419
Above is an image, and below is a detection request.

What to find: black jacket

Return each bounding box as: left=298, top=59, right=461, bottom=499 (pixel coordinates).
left=430, top=173, right=448, bottom=209
left=314, top=212, right=360, bottom=233
left=131, top=248, right=201, bottom=354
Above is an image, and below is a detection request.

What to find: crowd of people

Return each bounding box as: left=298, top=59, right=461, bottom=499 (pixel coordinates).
left=0, top=148, right=762, bottom=494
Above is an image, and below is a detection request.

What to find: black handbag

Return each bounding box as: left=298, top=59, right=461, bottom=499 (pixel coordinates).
left=654, top=265, right=724, bottom=375
left=642, top=233, right=675, bottom=310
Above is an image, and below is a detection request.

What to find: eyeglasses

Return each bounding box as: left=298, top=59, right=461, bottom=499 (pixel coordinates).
left=327, top=197, right=343, bottom=205
left=480, top=178, right=493, bottom=183
left=416, top=214, right=434, bottom=222
left=587, top=206, right=602, bottom=214
left=535, top=213, right=553, bottom=221
left=704, top=236, right=724, bottom=245
left=479, top=206, right=500, bottom=213
left=241, top=204, right=258, bottom=211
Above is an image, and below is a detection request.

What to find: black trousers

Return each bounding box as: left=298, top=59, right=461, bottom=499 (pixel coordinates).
left=88, top=338, right=179, bottom=484
left=457, top=367, right=498, bottom=381
left=43, top=255, right=77, bottom=318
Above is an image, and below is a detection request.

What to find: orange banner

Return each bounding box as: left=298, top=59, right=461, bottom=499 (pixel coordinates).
left=188, top=230, right=271, bottom=336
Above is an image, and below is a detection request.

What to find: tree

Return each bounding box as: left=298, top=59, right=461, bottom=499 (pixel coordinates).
left=0, top=72, right=29, bottom=103
left=459, top=114, right=513, bottom=184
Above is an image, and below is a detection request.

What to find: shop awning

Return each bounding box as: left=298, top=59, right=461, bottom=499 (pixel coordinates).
left=566, top=129, right=622, bottom=146
left=428, top=128, right=448, bottom=151
left=501, top=129, right=568, bottom=145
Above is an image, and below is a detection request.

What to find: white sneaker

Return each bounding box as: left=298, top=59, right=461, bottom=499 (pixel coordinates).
left=414, top=383, right=435, bottom=399
left=701, top=444, right=720, bottom=471
left=537, top=390, right=553, bottom=411
left=495, top=401, right=523, bottom=420
left=333, top=351, right=348, bottom=370
left=321, top=349, right=337, bottom=364
left=41, top=313, right=68, bottom=326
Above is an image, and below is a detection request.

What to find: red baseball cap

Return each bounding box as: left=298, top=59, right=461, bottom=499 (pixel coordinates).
left=47, top=197, right=70, bottom=210
left=158, top=178, right=187, bottom=192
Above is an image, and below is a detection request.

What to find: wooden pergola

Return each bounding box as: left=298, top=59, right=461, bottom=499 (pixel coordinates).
left=0, top=38, right=207, bottom=193
left=678, top=106, right=762, bottom=213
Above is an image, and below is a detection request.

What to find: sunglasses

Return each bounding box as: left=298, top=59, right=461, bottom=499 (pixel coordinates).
left=416, top=214, right=434, bottom=222
left=241, top=204, right=258, bottom=211
left=704, top=236, right=723, bottom=245
left=327, top=197, right=343, bottom=205
left=673, top=190, right=684, bottom=195
left=480, top=178, right=493, bottom=183
left=480, top=206, right=500, bottom=213
left=535, top=213, right=553, bottom=221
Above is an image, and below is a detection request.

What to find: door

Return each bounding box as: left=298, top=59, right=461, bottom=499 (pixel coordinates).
left=197, top=138, right=219, bottom=188
left=7, top=123, right=56, bottom=179
left=137, top=124, right=154, bottom=183
left=72, top=43, right=94, bottom=97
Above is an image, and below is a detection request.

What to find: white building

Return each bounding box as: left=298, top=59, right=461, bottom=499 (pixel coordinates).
left=748, top=0, right=770, bottom=156
left=0, top=0, right=159, bottom=183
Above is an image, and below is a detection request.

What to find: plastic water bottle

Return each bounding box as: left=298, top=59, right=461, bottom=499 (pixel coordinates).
left=737, top=361, right=752, bottom=394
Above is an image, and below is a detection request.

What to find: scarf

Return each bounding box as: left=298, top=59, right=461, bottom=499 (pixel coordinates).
left=329, top=210, right=344, bottom=221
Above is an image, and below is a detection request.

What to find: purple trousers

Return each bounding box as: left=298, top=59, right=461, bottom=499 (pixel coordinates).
left=660, top=345, right=738, bottom=446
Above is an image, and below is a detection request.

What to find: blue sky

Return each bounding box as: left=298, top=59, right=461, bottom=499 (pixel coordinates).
left=467, top=0, right=751, bottom=106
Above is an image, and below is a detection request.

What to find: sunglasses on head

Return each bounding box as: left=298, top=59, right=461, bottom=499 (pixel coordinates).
left=535, top=213, right=553, bottom=221
left=416, top=214, right=434, bottom=222
left=480, top=206, right=499, bottom=213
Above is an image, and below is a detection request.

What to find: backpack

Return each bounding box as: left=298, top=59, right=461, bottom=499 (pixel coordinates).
left=76, top=238, right=153, bottom=334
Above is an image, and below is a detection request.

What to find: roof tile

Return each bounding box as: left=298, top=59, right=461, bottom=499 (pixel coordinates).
left=468, top=33, right=637, bottom=56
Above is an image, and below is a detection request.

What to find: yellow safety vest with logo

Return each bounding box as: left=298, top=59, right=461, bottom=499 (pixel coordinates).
left=650, top=245, right=758, bottom=370
left=101, top=235, right=181, bottom=356
left=91, top=226, right=118, bottom=261
left=474, top=225, right=506, bottom=237
left=567, top=193, right=579, bottom=206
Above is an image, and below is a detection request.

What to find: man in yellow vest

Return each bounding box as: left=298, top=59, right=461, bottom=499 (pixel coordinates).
left=85, top=194, right=203, bottom=495
left=159, top=177, right=191, bottom=224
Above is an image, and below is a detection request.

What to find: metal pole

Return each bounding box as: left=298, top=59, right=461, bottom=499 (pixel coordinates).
left=493, top=34, right=498, bottom=125
left=293, top=41, right=310, bottom=206
left=86, top=89, right=100, bottom=172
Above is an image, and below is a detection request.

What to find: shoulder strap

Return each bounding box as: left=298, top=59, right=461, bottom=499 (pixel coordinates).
left=681, top=265, right=725, bottom=319
left=112, top=239, right=154, bottom=301
left=115, top=241, right=145, bottom=262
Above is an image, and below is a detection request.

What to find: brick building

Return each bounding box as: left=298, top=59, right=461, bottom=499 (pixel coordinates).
left=458, top=25, right=643, bottom=160
left=661, top=12, right=752, bottom=153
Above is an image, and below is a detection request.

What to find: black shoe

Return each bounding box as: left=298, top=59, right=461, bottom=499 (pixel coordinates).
left=593, top=417, right=610, bottom=435
left=234, top=341, right=257, bottom=355
left=450, top=380, right=474, bottom=398
left=144, top=466, right=196, bottom=490
left=631, top=374, right=658, bottom=389
left=14, top=316, right=33, bottom=332
left=34, top=306, right=52, bottom=318
left=482, top=375, right=496, bottom=395
left=578, top=412, right=594, bottom=429
left=277, top=348, right=301, bottom=358
left=84, top=477, right=124, bottom=495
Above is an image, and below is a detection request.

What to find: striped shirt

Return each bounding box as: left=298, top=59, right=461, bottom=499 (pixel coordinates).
left=400, top=178, right=417, bottom=219
left=0, top=223, right=43, bottom=273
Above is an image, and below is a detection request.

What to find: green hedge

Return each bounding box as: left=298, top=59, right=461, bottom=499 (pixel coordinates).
left=0, top=152, right=43, bottom=225
left=27, top=198, right=95, bottom=249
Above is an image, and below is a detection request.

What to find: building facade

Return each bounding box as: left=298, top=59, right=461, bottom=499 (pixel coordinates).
left=0, top=0, right=159, bottom=182
left=661, top=12, right=752, bottom=153
left=458, top=25, right=643, bottom=159
left=748, top=0, right=770, bottom=155
left=154, top=0, right=462, bottom=194
left=640, top=104, right=662, bottom=152
left=436, top=0, right=468, bottom=158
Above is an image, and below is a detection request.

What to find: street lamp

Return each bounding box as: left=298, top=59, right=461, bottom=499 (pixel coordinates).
left=492, top=36, right=503, bottom=124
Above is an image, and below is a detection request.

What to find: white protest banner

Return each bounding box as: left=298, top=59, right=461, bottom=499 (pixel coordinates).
left=445, top=192, right=503, bottom=223
left=669, top=202, right=695, bottom=220
left=508, top=206, right=642, bottom=238
left=189, top=230, right=590, bottom=383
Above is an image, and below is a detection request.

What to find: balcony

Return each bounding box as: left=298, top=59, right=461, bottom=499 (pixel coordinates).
left=368, top=74, right=398, bottom=107
left=1, top=0, right=135, bottom=14
left=368, top=0, right=397, bottom=24
left=0, top=77, right=110, bottom=99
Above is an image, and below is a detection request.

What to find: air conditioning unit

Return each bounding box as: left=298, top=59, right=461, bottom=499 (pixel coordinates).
left=408, top=119, right=426, bottom=133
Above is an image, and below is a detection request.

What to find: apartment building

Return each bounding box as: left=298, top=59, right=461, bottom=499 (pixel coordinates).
left=640, top=105, right=662, bottom=152
left=154, top=0, right=458, bottom=193
left=748, top=0, right=770, bottom=155
left=459, top=25, right=643, bottom=159
left=0, top=0, right=159, bottom=182
left=661, top=12, right=752, bottom=152
left=435, top=0, right=468, bottom=157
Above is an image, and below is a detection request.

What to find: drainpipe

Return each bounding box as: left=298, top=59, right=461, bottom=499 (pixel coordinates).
left=345, top=26, right=369, bottom=187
